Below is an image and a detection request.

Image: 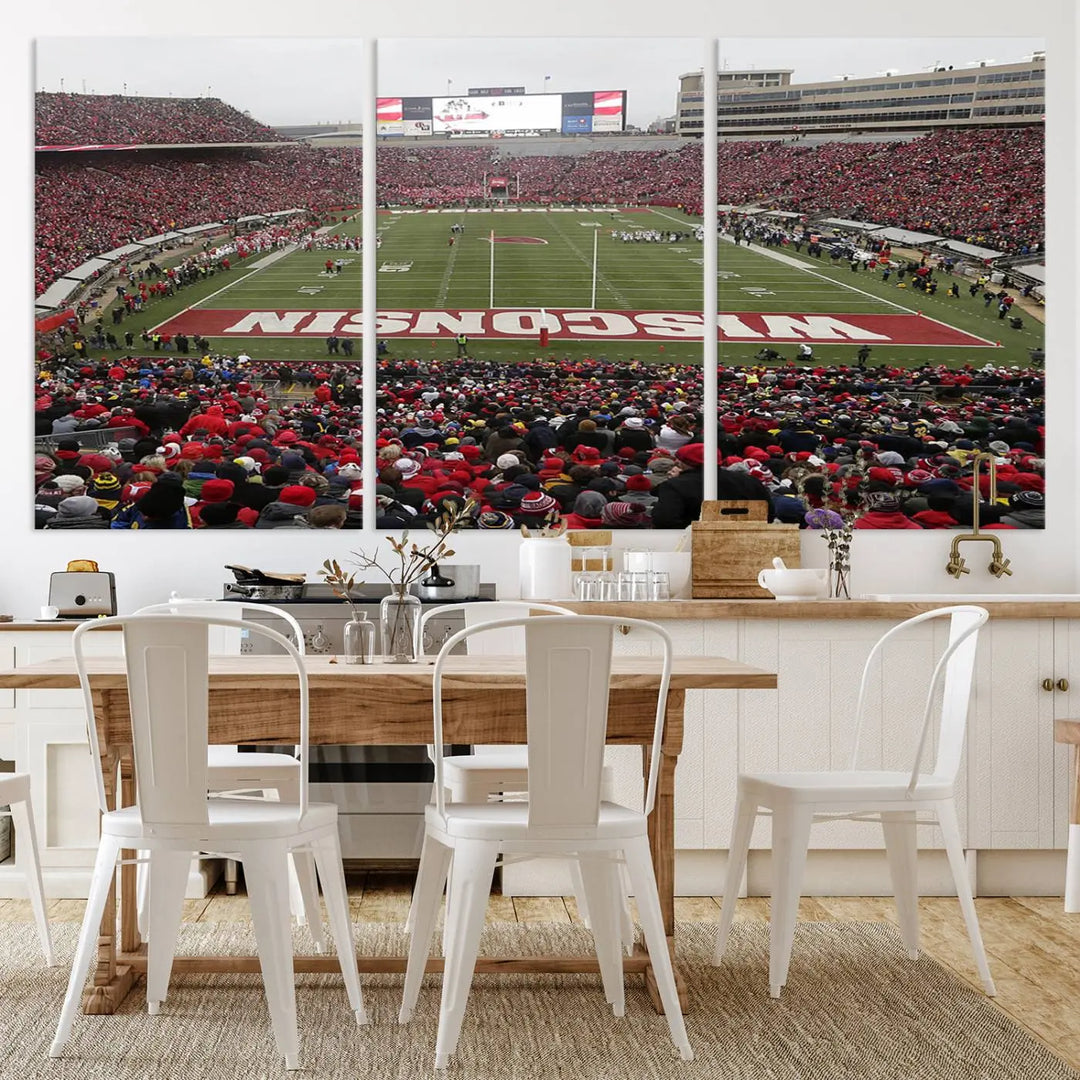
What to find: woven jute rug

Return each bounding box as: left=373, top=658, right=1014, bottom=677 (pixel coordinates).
left=1, top=920, right=1075, bottom=1080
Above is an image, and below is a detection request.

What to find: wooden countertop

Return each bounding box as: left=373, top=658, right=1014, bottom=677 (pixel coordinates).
left=557, top=598, right=1080, bottom=619
left=2, top=598, right=1079, bottom=629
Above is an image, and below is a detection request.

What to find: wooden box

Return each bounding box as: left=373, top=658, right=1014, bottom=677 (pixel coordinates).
left=691, top=501, right=801, bottom=598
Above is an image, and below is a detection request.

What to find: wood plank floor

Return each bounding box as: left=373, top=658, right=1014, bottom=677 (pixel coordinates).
left=3, top=877, right=1078, bottom=1071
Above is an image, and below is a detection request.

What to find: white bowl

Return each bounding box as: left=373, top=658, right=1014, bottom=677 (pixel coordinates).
left=757, top=568, right=828, bottom=601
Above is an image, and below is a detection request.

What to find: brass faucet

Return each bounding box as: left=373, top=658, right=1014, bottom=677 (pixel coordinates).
left=946, top=452, right=1013, bottom=579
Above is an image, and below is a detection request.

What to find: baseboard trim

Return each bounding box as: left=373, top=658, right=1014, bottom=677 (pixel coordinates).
left=505, top=849, right=1069, bottom=898
left=0, top=858, right=222, bottom=900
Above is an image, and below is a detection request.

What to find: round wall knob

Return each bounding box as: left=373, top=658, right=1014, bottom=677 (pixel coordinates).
left=1058, top=678, right=1071, bottom=693
left=1042, top=678, right=1055, bottom=692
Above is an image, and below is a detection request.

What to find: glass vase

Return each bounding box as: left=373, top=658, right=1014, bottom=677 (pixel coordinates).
left=379, top=588, right=422, bottom=663
left=343, top=612, right=375, bottom=665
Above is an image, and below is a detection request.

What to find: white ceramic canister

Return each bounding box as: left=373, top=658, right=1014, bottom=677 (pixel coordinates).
left=519, top=536, right=573, bottom=600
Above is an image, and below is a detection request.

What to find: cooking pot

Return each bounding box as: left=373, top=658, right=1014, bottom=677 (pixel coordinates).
left=224, top=582, right=305, bottom=601
left=224, top=565, right=306, bottom=601
left=410, top=564, right=481, bottom=602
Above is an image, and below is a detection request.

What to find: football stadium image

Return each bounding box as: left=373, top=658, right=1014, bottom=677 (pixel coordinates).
left=33, top=38, right=1046, bottom=533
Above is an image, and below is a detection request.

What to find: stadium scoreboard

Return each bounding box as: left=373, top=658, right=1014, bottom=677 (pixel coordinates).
left=376, top=89, right=626, bottom=137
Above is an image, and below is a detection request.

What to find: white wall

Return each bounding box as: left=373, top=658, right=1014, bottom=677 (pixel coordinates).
left=4, top=3, right=1077, bottom=619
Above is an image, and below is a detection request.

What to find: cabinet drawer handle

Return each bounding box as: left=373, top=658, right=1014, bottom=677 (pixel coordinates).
left=1043, top=678, right=1055, bottom=692
left=1058, top=678, right=1071, bottom=693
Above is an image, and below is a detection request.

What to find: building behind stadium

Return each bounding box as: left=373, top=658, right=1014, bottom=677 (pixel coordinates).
left=675, top=54, right=1045, bottom=137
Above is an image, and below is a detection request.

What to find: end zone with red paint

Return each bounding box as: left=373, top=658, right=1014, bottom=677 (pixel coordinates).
left=153, top=308, right=997, bottom=347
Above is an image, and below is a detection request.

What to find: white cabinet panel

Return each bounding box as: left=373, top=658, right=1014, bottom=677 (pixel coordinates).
left=970, top=619, right=1056, bottom=849
left=1054, top=620, right=1080, bottom=848
left=0, top=643, right=14, bottom=710
left=701, top=618, right=743, bottom=849
left=17, top=719, right=98, bottom=867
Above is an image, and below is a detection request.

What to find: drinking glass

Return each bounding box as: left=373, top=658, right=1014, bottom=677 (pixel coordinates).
left=649, top=572, right=671, bottom=601
left=575, top=573, right=598, bottom=601
left=598, top=572, right=618, bottom=601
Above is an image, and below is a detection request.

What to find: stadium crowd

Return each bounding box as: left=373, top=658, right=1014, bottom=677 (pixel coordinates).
left=34, top=148, right=363, bottom=295
left=35, top=93, right=280, bottom=147
left=35, top=105, right=1043, bottom=296
left=33, top=351, right=1044, bottom=531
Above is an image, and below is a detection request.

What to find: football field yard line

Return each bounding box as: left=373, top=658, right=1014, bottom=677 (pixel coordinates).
left=725, top=236, right=917, bottom=315
left=436, top=234, right=462, bottom=306
left=545, top=214, right=630, bottom=309
left=149, top=267, right=262, bottom=332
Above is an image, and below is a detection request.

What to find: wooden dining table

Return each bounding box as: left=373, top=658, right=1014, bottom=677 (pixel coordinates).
left=0, top=652, right=776, bottom=1015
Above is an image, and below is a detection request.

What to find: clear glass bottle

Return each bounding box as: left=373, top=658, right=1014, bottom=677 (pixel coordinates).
left=379, top=587, right=422, bottom=663
left=343, top=610, right=374, bottom=665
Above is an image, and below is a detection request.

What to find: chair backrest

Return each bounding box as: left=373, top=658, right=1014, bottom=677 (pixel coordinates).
left=135, top=598, right=305, bottom=654
left=847, top=605, right=988, bottom=793
left=73, top=613, right=308, bottom=826
left=431, top=615, right=672, bottom=830
left=419, top=601, right=572, bottom=656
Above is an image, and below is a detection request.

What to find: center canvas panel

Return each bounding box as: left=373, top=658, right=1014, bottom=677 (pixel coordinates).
left=373, top=37, right=704, bottom=532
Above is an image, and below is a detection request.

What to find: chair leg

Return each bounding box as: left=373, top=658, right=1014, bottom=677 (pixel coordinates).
left=291, top=848, right=325, bottom=952
left=50, top=835, right=123, bottom=1057
left=713, top=792, right=756, bottom=965
left=577, top=854, right=625, bottom=1017
left=405, top=830, right=444, bottom=936
left=400, top=834, right=453, bottom=1024
left=145, top=850, right=194, bottom=1014
left=310, top=831, right=367, bottom=1025
left=270, top=779, right=313, bottom=926
left=135, top=850, right=150, bottom=938
left=881, top=811, right=920, bottom=959
left=239, top=843, right=302, bottom=1070
left=224, top=857, right=239, bottom=895
left=623, top=835, right=692, bottom=1061
left=9, top=796, right=54, bottom=966
left=619, top=867, right=636, bottom=957
left=434, top=839, right=499, bottom=1070
left=569, top=857, right=592, bottom=927
left=767, top=805, right=813, bottom=998
left=936, top=800, right=996, bottom=996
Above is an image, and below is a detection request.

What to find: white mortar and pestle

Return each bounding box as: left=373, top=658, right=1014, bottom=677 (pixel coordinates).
left=757, top=557, right=828, bottom=601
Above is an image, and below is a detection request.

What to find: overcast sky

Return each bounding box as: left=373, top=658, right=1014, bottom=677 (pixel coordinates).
left=35, top=36, right=1045, bottom=129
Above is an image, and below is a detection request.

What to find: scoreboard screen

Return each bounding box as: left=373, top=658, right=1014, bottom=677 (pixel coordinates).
left=377, top=90, right=626, bottom=137
left=431, top=94, right=561, bottom=134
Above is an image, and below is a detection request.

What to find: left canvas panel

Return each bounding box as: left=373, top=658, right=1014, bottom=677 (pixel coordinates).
left=34, top=37, right=366, bottom=531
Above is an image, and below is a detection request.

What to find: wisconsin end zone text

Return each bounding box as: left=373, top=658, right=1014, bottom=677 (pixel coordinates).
left=154, top=308, right=996, bottom=346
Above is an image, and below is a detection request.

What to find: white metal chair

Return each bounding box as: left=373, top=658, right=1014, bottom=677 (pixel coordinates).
left=51, top=613, right=366, bottom=1071
left=713, top=605, right=995, bottom=999
left=408, top=601, right=633, bottom=950
left=135, top=599, right=320, bottom=938
left=400, top=615, right=691, bottom=1070
left=0, top=773, right=55, bottom=965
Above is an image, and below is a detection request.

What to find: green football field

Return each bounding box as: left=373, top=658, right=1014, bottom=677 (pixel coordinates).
left=137, top=206, right=1043, bottom=370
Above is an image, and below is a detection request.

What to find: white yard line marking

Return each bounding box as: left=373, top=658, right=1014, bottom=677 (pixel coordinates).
left=546, top=215, right=629, bottom=308
left=723, top=235, right=916, bottom=314
left=148, top=268, right=263, bottom=332
left=435, top=237, right=462, bottom=306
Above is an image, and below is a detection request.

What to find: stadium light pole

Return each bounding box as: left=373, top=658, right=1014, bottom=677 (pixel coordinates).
left=702, top=38, right=719, bottom=501
left=361, top=38, right=378, bottom=532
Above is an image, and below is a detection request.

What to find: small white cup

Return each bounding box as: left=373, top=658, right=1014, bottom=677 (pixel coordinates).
left=40, top=605, right=60, bottom=620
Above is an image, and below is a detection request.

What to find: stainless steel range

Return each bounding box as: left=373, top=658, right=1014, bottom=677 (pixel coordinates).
left=227, top=582, right=496, bottom=865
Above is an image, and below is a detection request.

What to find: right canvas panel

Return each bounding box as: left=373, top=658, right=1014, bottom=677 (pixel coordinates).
left=712, top=38, right=1046, bottom=536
